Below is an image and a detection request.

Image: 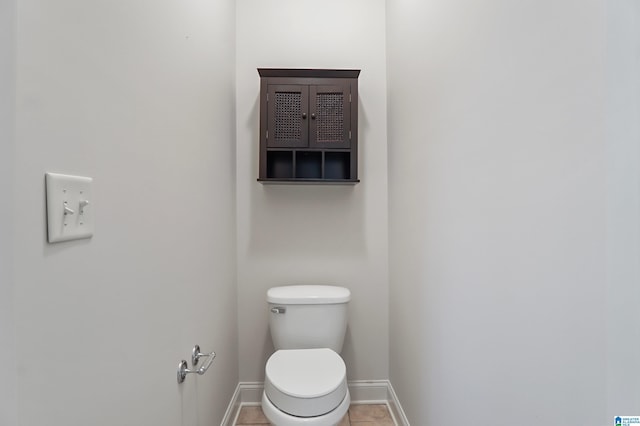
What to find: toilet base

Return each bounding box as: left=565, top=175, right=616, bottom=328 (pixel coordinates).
left=261, top=389, right=350, bottom=426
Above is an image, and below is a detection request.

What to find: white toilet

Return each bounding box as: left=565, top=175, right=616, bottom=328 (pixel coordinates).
left=262, top=285, right=351, bottom=426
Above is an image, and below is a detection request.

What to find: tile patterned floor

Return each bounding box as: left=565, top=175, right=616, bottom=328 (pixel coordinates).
left=235, top=404, right=395, bottom=425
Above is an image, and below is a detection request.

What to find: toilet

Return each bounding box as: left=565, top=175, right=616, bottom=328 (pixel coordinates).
left=262, top=285, right=351, bottom=426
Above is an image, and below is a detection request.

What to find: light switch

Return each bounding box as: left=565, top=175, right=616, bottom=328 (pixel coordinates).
left=45, top=172, right=94, bottom=243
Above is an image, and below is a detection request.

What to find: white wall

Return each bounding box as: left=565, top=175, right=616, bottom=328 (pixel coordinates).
left=0, top=0, right=17, bottom=425
left=606, top=0, right=640, bottom=418
left=13, top=1, right=237, bottom=425
left=236, top=0, right=389, bottom=382
left=388, top=0, right=607, bottom=424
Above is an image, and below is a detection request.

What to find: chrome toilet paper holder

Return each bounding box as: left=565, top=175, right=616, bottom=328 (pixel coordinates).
left=177, top=344, right=216, bottom=384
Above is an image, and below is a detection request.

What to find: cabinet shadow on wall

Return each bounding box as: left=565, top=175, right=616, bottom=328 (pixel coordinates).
left=248, top=183, right=366, bottom=257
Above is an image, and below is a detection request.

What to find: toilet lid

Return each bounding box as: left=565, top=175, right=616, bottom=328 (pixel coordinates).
left=265, top=348, right=347, bottom=417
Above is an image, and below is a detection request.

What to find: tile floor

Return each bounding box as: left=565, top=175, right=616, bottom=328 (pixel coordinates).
left=235, top=403, right=395, bottom=425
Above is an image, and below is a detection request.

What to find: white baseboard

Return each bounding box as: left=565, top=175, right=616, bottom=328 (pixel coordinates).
left=347, top=380, right=389, bottom=403
left=219, top=383, right=242, bottom=426
left=220, top=380, right=409, bottom=426
left=386, top=381, right=410, bottom=426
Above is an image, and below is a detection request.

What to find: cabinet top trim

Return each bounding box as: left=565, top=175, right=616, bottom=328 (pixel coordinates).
left=257, top=68, right=361, bottom=79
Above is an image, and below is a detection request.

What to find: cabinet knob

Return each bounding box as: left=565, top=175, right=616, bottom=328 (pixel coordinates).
left=302, top=113, right=307, bottom=119
left=311, top=113, right=316, bottom=120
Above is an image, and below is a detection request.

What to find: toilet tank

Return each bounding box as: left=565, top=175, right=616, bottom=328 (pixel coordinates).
left=267, top=285, right=351, bottom=353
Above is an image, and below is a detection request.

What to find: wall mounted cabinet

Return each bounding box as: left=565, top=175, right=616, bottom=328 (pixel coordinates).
left=257, top=68, right=360, bottom=184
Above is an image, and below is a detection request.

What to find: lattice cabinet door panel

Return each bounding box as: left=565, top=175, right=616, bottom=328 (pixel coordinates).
left=309, top=84, right=351, bottom=149
left=267, top=85, right=309, bottom=148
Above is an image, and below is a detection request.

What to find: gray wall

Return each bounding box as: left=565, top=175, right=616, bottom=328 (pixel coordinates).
left=235, top=0, right=389, bottom=382
left=606, top=0, right=640, bottom=418
left=0, top=0, right=16, bottom=425
left=388, top=0, right=610, bottom=424
left=7, top=2, right=640, bottom=425
left=12, top=0, right=237, bottom=424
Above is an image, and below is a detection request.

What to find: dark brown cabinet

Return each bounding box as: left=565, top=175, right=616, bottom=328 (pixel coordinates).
left=258, top=69, right=360, bottom=184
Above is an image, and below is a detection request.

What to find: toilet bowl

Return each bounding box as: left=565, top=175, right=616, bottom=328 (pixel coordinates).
left=261, top=389, right=350, bottom=426
left=262, top=348, right=349, bottom=425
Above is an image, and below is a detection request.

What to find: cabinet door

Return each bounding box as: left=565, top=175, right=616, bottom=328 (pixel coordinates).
left=267, top=85, right=309, bottom=148
left=309, top=84, right=351, bottom=149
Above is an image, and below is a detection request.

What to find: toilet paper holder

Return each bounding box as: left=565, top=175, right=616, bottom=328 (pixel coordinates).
left=177, top=344, right=216, bottom=384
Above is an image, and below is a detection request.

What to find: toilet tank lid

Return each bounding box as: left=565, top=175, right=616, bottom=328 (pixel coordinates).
left=267, top=285, right=351, bottom=304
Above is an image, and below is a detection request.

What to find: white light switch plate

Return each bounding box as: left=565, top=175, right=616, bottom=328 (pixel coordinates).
left=45, top=172, right=94, bottom=243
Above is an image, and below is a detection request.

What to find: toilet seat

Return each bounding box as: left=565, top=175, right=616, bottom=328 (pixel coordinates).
left=264, top=348, right=347, bottom=417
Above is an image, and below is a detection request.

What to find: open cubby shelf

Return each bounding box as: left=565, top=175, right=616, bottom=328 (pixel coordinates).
left=263, top=150, right=353, bottom=182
